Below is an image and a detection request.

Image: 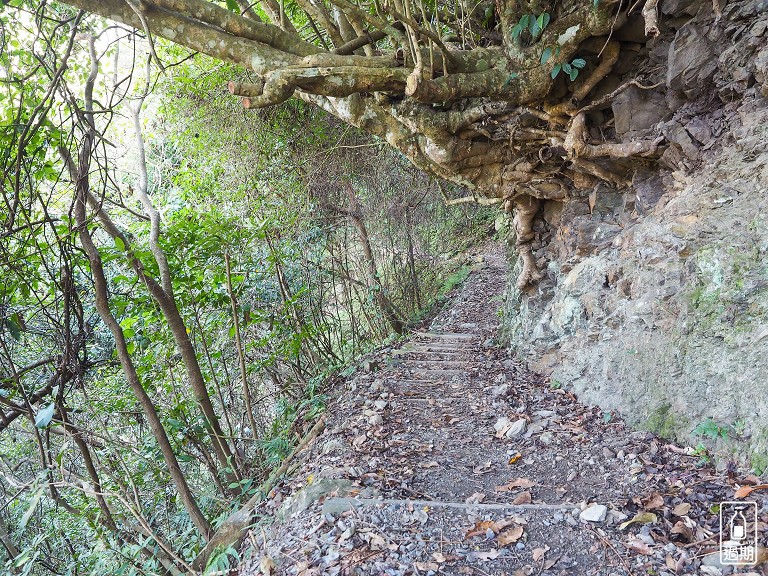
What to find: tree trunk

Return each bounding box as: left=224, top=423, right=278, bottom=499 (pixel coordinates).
left=345, top=182, right=405, bottom=334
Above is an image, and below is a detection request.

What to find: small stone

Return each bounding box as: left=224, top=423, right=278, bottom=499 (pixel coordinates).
left=369, top=414, right=383, bottom=426
left=602, top=447, right=615, bottom=458
left=505, top=419, right=527, bottom=438
left=617, top=450, right=626, bottom=459
left=579, top=504, right=608, bottom=522
left=374, top=400, right=388, bottom=410
left=539, top=432, right=554, bottom=445
left=494, top=417, right=511, bottom=433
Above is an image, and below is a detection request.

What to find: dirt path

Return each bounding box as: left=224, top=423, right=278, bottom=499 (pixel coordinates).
left=240, top=244, right=767, bottom=576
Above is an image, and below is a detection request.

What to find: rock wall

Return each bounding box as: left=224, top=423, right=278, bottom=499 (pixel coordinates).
left=502, top=0, right=768, bottom=470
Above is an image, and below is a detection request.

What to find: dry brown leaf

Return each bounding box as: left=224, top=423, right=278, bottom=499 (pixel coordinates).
left=432, top=552, right=447, bottom=563
left=543, top=556, right=560, bottom=570
left=735, top=484, right=768, bottom=499
left=496, top=478, right=536, bottom=491
left=665, top=554, right=676, bottom=571
left=670, top=520, right=694, bottom=542
left=465, top=519, right=512, bottom=538
left=471, top=549, right=500, bottom=561
left=619, top=511, right=657, bottom=530
left=672, top=502, right=691, bottom=516
left=643, top=493, right=665, bottom=510
left=497, top=525, right=525, bottom=546
left=414, top=562, right=439, bottom=571
left=260, top=556, right=276, bottom=576
left=465, top=492, right=486, bottom=504
left=532, top=546, right=549, bottom=562
left=625, top=538, right=653, bottom=555
left=513, top=490, right=532, bottom=505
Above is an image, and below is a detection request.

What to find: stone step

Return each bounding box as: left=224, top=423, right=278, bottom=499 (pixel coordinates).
left=413, top=332, right=479, bottom=342
left=397, top=359, right=466, bottom=369
left=322, top=496, right=577, bottom=515
left=405, top=368, right=468, bottom=380
left=393, top=344, right=468, bottom=354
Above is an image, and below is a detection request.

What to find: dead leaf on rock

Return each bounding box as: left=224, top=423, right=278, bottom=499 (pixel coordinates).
left=643, top=492, right=665, bottom=510
left=670, top=520, right=694, bottom=542
left=625, top=538, right=653, bottom=555
left=260, top=556, right=276, bottom=576
left=665, top=554, right=677, bottom=571
left=496, top=478, right=536, bottom=491
left=419, top=460, right=439, bottom=469
left=469, top=549, right=500, bottom=561
left=532, top=546, right=549, bottom=562
left=432, top=552, right=447, bottom=563
left=735, top=484, right=768, bottom=499
left=619, top=511, right=657, bottom=530
left=672, top=502, right=691, bottom=516
left=512, top=490, right=532, bottom=505
left=508, top=452, right=522, bottom=464
left=465, top=519, right=512, bottom=538
left=497, top=525, right=524, bottom=546
left=465, top=492, right=486, bottom=504
left=543, top=555, right=560, bottom=570
left=414, top=561, right=439, bottom=571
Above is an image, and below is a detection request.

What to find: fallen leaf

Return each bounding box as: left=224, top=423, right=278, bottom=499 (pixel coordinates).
left=670, top=520, right=694, bottom=542
left=619, top=512, right=657, bottom=530
left=625, top=538, right=653, bottom=555
left=672, top=502, right=691, bottom=516
left=508, top=452, right=522, bottom=464
left=419, top=460, right=439, bottom=469
left=665, top=554, right=676, bottom=571
left=496, top=478, right=536, bottom=491
left=643, top=493, right=665, bottom=510
left=512, top=491, right=532, bottom=505
left=432, top=552, right=446, bottom=563
left=532, top=546, right=549, bottom=562
left=260, top=556, right=276, bottom=576
left=414, top=562, right=439, bottom=571
left=465, top=492, right=486, bottom=504
left=469, top=549, right=500, bottom=561
left=497, top=525, right=524, bottom=546
left=543, top=555, right=560, bottom=570
left=465, top=519, right=512, bottom=538
left=735, top=484, right=768, bottom=499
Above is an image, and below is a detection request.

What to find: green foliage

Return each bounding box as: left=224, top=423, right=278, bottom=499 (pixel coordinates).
left=693, top=418, right=731, bottom=441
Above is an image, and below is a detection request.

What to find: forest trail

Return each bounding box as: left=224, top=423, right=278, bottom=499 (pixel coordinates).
left=240, top=244, right=767, bottom=576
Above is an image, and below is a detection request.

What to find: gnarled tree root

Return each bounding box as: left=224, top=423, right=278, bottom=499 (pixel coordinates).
left=510, top=195, right=544, bottom=290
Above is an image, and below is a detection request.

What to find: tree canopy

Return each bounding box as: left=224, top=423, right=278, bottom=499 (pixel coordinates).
left=48, top=0, right=665, bottom=288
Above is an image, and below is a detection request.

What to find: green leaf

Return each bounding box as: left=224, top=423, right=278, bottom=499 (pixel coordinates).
left=550, top=64, right=561, bottom=79
left=114, top=236, right=125, bottom=251
left=541, top=12, right=551, bottom=29
left=569, top=68, right=579, bottom=81
left=562, top=63, right=573, bottom=74
left=502, top=72, right=519, bottom=88
left=511, top=23, right=523, bottom=39
left=225, top=0, right=239, bottom=11
left=572, top=58, right=587, bottom=69
left=5, top=316, right=21, bottom=341
left=529, top=18, right=540, bottom=37
left=20, top=489, right=44, bottom=530
left=35, top=403, right=55, bottom=428
left=540, top=47, right=552, bottom=65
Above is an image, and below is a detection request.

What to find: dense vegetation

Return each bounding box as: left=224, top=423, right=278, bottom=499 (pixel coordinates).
left=0, top=8, right=494, bottom=573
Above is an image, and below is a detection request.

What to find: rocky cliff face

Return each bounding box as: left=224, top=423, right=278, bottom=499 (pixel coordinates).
left=503, top=0, right=768, bottom=470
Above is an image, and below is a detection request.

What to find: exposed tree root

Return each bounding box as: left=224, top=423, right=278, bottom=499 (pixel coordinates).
left=510, top=195, right=544, bottom=290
